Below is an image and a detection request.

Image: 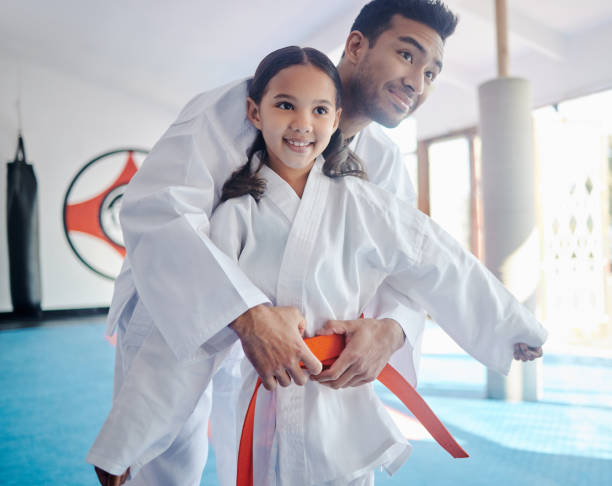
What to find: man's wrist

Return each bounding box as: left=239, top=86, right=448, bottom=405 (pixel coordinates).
left=230, top=304, right=264, bottom=338
left=381, top=318, right=406, bottom=352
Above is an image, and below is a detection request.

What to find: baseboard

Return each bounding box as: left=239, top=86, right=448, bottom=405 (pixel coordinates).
left=0, top=307, right=109, bottom=329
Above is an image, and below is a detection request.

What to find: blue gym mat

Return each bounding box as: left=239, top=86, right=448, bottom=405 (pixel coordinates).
left=0, top=319, right=610, bottom=485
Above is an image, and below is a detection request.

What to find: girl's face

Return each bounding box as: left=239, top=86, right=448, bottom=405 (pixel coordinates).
left=247, top=63, right=341, bottom=174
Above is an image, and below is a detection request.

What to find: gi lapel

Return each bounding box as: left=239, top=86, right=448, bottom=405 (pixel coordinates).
left=259, top=164, right=301, bottom=224
left=274, top=158, right=330, bottom=311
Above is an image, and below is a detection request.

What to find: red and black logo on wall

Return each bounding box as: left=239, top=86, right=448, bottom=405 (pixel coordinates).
left=62, top=149, right=148, bottom=280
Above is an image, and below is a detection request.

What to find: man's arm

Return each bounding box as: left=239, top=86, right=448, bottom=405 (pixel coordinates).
left=119, top=115, right=271, bottom=359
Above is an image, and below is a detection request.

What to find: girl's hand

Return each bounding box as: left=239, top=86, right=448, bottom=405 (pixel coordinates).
left=513, top=343, right=543, bottom=361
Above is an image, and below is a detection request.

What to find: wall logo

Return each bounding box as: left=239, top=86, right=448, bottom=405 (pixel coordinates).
left=62, top=149, right=148, bottom=280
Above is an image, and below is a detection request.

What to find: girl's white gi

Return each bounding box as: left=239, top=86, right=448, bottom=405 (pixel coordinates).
left=86, top=79, right=425, bottom=484
left=209, top=158, right=548, bottom=485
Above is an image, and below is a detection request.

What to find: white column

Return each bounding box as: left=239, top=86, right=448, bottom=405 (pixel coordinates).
left=478, top=77, right=542, bottom=401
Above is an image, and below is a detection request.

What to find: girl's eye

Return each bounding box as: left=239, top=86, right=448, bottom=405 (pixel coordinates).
left=425, top=71, right=436, bottom=82
left=399, top=51, right=413, bottom=62
left=276, top=101, right=294, bottom=110
left=314, top=106, right=328, bottom=115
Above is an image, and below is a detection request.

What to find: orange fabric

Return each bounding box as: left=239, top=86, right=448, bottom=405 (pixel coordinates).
left=237, top=334, right=468, bottom=486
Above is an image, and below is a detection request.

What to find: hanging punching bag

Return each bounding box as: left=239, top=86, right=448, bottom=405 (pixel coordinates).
left=6, top=134, right=42, bottom=317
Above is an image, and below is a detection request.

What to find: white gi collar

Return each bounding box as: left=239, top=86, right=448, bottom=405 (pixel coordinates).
left=256, top=154, right=325, bottom=223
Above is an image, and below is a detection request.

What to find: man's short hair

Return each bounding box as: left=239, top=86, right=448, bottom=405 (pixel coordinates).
left=351, top=0, right=458, bottom=44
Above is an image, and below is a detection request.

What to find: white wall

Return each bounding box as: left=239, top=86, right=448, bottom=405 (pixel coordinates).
left=414, top=19, right=612, bottom=140
left=0, top=52, right=176, bottom=311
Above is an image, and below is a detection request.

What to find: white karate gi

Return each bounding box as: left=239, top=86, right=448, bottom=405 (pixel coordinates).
left=208, top=157, right=548, bottom=485
left=86, top=78, right=424, bottom=484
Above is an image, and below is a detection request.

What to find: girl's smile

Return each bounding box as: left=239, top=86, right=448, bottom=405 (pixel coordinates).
left=284, top=137, right=315, bottom=153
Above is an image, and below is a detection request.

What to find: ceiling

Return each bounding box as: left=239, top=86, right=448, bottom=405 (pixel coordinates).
left=2, top=0, right=612, bottom=140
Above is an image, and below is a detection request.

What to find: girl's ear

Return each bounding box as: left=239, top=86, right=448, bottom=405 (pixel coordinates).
left=344, top=31, right=368, bottom=65
left=333, top=107, right=342, bottom=132
left=246, top=97, right=262, bottom=130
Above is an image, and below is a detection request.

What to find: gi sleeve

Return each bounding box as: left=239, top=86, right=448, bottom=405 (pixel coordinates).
left=360, top=137, right=422, bottom=385
left=386, top=203, right=548, bottom=376
left=119, top=113, right=269, bottom=360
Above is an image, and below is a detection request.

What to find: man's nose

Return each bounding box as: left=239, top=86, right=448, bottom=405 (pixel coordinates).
left=402, top=68, right=424, bottom=95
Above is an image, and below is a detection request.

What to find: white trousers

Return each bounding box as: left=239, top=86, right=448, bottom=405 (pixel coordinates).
left=88, top=319, right=227, bottom=486
left=344, top=471, right=375, bottom=486
left=124, top=387, right=212, bottom=486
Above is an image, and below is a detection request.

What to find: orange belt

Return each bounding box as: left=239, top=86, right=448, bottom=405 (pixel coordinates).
left=237, top=334, right=468, bottom=486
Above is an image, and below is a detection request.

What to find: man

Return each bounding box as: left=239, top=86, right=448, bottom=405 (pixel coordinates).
left=89, top=1, right=459, bottom=485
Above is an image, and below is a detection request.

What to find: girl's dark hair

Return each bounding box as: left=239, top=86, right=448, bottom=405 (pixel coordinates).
left=221, top=46, right=366, bottom=203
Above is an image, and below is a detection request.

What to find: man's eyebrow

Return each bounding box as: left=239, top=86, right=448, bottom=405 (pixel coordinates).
left=398, top=35, right=443, bottom=71
left=398, top=35, right=425, bottom=53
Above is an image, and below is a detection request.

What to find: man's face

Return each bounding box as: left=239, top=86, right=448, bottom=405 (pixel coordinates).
left=349, top=15, right=444, bottom=128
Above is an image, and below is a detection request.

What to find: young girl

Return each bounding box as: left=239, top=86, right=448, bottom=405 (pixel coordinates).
left=209, top=46, right=546, bottom=485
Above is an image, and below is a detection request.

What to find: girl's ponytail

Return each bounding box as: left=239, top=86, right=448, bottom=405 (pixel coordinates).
left=322, top=129, right=367, bottom=180
left=220, top=132, right=267, bottom=202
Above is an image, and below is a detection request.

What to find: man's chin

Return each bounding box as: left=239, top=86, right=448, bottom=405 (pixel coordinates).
left=365, top=102, right=411, bottom=128
left=373, top=112, right=406, bottom=129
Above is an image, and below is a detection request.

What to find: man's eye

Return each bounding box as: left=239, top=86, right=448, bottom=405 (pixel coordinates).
left=277, top=102, right=294, bottom=110
left=399, top=51, right=412, bottom=62
left=314, top=106, right=328, bottom=115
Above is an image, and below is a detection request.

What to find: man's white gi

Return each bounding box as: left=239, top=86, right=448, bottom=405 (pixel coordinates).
left=86, top=79, right=425, bottom=484
left=209, top=158, right=548, bottom=485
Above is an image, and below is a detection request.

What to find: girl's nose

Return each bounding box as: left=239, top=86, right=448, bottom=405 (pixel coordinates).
left=289, top=112, right=312, bottom=133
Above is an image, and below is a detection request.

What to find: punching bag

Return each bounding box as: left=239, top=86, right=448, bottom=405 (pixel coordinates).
left=6, top=134, right=42, bottom=317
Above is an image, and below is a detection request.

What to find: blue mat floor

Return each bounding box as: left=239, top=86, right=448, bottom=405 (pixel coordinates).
left=1, top=318, right=611, bottom=485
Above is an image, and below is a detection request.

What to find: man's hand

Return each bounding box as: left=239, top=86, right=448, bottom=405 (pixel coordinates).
left=311, top=318, right=405, bottom=388
left=514, top=343, right=543, bottom=361
left=94, top=466, right=129, bottom=486
left=230, top=305, right=322, bottom=391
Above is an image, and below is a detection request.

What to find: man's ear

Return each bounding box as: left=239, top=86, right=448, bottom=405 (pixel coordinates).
left=333, top=107, right=342, bottom=132
left=246, top=97, right=262, bottom=129
left=343, top=31, right=368, bottom=64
